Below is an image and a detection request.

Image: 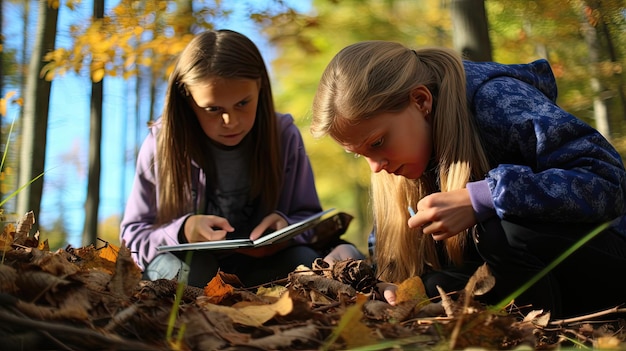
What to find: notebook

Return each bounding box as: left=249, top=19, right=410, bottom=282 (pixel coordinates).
left=156, top=208, right=335, bottom=252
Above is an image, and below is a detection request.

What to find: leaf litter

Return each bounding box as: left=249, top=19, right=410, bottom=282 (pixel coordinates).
left=1, top=211, right=625, bottom=350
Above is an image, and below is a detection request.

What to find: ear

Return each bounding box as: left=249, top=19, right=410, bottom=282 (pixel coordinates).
left=410, top=85, right=433, bottom=113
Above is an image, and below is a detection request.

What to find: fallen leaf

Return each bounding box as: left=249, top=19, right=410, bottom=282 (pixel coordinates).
left=332, top=293, right=377, bottom=348
left=204, top=271, right=235, bottom=304
left=395, top=276, right=428, bottom=305
left=97, top=242, right=119, bottom=263
left=108, top=243, right=142, bottom=297
left=197, top=289, right=294, bottom=327
left=257, top=284, right=287, bottom=298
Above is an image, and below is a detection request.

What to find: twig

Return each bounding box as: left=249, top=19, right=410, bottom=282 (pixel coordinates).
left=549, top=306, right=626, bottom=326
left=0, top=309, right=164, bottom=350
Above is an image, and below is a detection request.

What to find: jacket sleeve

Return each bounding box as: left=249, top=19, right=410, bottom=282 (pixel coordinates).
left=472, top=76, right=626, bottom=223
left=275, top=114, right=323, bottom=243
left=119, top=131, right=189, bottom=271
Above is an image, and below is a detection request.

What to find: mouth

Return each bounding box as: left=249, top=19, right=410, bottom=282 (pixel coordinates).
left=221, top=132, right=242, bottom=139
left=390, top=165, right=404, bottom=175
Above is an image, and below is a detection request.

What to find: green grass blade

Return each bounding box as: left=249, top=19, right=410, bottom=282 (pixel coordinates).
left=494, top=221, right=612, bottom=310
left=0, top=115, right=17, bottom=172
left=0, top=172, right=45, bottom=208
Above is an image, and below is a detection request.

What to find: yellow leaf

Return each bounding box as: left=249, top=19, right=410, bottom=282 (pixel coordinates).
left=256, top=285, right=287, bottom=298
left=0, top=91, right=16, bottom=117
left=197, top=289, right=294, bottom=327
left=335, top=294, right=377, bottom=348
left=395, top=276, right=428, bottom=304
left=98, top=242, right=119, bottom=263
left=92, top=68, right=105, bottom=83
left=596, top=336, right=622, bottom=349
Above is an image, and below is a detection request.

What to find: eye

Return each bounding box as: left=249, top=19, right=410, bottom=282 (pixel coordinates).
left=236, top=99, right=250, bottom=108
left=344, top=149, right=361, bottom=158
left=203, top=106, right=222, bottom=114
left=371, top=138, right=384, bottom=148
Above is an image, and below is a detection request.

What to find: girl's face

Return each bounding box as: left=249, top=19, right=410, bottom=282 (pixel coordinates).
left=337, top=98, right=432, bottom=180
left=187, top=78, right=260, bottom=147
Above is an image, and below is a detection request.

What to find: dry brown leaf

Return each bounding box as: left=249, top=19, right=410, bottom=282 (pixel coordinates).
left=108, top=243, right=142, bottom=297
left=450, top=311, right=515, bottom=350
left=37, top=250, right=79, bottom=276
left=290, top=273, right=356, bottom=299
left=16, top=270, right=71, bottom=296
left=243, top=324, right=322, bottom=350
left=14, top=211, right=35, bottom=245
left=0, top=264, right=18, bottom=293
left=337, top=293, right=377, bottom=348
left=197, top=289, right=294, bottom=327
left=0, top=222, right=15, bottom=251
left=15, top=296, right=89, bottom=321
left=204, top=271, right=236, bottom=304
left=465, top=263, right=495, bottom=297
left=395, top=276, right=428, bottom=305
left=72, top=245, right=117, bottom=274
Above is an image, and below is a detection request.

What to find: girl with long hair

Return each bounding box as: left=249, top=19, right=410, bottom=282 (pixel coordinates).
left=311, top=40, right=626, bottom=318
left=121, top=29, right=362, bottom=287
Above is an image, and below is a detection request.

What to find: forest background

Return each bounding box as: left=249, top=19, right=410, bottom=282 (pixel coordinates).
left=0, top=0, right=625, bottom=256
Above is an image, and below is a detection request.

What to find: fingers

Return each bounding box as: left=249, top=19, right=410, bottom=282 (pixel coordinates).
left=376, top=282, right=398, bottom=306
left=185, top=215, right=233, bottom=242
left=250, top=213, right=287, bottom=240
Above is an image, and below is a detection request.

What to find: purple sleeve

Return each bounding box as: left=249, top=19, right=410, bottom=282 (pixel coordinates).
left=466, top=180, right=497, bottom=223
left=119, top=130, right=190, bottom=271
left=275, top=114, right=323, bottom=243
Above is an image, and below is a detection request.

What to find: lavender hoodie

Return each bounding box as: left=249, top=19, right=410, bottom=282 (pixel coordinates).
left=120, top=113, right=322, bottom=270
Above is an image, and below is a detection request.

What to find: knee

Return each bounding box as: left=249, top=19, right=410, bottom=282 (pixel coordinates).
left=143, top=253, right=185, bottom=280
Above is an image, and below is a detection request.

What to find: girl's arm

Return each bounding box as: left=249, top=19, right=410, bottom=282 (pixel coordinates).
left=473, top=77, right=626, bottom=223
left=275, top=114, right=324, bottom=243
left=119, top=132, right=189, bottom=271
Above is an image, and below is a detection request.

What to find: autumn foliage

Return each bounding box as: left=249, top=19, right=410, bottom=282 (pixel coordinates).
left=1, top=211, right=625, bottom=350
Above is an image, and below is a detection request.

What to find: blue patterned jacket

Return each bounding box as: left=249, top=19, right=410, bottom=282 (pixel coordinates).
left=464, top=59, right=626, bottom=236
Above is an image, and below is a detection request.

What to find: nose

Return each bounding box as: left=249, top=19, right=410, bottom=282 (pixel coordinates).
left=221, top=112, right=238, bottom=128
left=366, top=156, right=388, bottom=173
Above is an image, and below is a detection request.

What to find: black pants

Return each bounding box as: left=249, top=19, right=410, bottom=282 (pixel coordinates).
left=174, top=245, right=320, bottom=288
left=422, top=218, right=626, bottom=318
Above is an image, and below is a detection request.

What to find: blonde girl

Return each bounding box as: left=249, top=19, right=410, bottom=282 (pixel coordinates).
left=311, top=40, right=626, bottom=318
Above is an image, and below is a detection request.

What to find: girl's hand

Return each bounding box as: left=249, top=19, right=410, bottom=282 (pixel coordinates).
left=323, top=244, right=365, bottom=266
left=235, top=213, right=289, bottom=258
left=376, top=282, right=398, bottom=306
left=184, top=215, right=234, bottom=242
left=249, top=212, right=288, bottom=241
left=408, top=188, right=476, bottom=241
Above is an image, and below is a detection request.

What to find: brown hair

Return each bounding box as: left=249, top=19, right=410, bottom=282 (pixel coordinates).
left=311, top=41, right=490, bottom=282
left=155, top=29, right=282, bottom=225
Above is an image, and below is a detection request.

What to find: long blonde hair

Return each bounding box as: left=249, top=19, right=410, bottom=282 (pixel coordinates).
left=311, top=41, right=490, bottom=282
left=155, top=30, right=282, bottom=226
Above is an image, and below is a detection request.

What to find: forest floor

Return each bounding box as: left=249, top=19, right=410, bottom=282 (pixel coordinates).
left=1, top=211, right=626, bottom=351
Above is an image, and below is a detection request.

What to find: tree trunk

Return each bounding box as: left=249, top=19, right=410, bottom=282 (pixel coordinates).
left=0, top=0, right=4, bottom=203
left=450, top=0, right=493, bottom=62
left=82, top=0, right=105, bottom=246
left=17, top=0, right=59, bottom=232
left=581, top=2, right=611, bottom=139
